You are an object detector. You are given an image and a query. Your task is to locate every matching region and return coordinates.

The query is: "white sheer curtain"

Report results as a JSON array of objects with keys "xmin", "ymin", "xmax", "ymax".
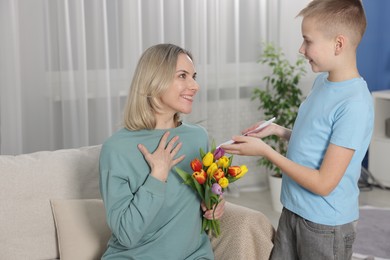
[{"xmin": 1, "ymin": 0, "xmax": 281, "ymax": 188}]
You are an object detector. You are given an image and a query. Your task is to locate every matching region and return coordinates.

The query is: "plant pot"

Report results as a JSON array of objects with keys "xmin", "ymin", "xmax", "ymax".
[{"xmin": 268, "ymin": 174, "xmax": 283, "ymax": 213}]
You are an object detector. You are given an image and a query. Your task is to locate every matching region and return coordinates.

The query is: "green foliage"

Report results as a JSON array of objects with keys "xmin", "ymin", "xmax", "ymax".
[{"xmin": 251, "ymin": 43, "xmax": 306, "ymax": 177}]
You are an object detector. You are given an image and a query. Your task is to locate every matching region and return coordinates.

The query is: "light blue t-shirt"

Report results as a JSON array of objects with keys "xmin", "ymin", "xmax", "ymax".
[{"xmin": 281, "ymin": 73, "xmax": 374, "ymax": 225}]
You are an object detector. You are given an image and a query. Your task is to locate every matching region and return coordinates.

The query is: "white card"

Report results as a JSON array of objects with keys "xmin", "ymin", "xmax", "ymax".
[{"xmin": 217, "ymin": 117, "xmax": 276, "ymax": 147}]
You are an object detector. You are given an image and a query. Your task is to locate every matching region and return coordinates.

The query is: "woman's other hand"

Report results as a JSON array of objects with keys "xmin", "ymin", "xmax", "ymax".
[{"xmin": 201, "ymin": 196, "xmax": 225, "ymax": 220}]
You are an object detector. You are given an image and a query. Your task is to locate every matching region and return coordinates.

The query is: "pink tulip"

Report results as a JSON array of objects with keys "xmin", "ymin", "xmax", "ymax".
[
  {"xmin": 213, "ymin": 147, "xmax": 225, "ymax": 160},
  {"xmin": 211, "ymin": 183, "xmax": 223, "ymax": 195}
]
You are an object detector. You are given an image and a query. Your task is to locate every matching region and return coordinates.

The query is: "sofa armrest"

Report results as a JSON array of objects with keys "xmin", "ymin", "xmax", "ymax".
[{"xmin": 210, "ymin": 201, "xmax": 275, "ymax": 260}]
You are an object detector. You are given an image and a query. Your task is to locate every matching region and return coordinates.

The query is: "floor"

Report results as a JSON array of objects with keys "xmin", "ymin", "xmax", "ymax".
[{"xmin": 225, "ymin": 186, "xmax": 390, "ymax": 229}]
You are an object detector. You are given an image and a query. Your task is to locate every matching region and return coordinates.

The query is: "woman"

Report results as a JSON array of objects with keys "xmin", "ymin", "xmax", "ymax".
[{"xmin": 99, "ymin": 43, "xmax": 224, "ymax": 259}]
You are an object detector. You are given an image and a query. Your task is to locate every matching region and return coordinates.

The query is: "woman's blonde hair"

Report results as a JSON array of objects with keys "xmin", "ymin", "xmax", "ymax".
[{"xmin": 123, "ymin": 43, "xmax": 193, "ymax": 130}]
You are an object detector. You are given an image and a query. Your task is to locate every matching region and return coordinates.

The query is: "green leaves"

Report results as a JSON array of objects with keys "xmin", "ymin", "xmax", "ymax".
[
  {"xmin": 202, "ymin": 218, "xmax": 221, "ymax": 237},
  {"xmin": 200, "ymin": 140, "xmax": 216, "ymax": 159},
  {"xmin": 175, "ymin": 165, "xmax": 221, "ymax": 237},
  {"xmin": 175, "ymin": 139, "xmax": 246, "ymax": 237},
  {"xmin": 175, "ymin": 167, "xmax": 197, "ymax": 191},
  {"xmin": 192, "ymin": 175, "xmax": 205, "ymax": 202}
]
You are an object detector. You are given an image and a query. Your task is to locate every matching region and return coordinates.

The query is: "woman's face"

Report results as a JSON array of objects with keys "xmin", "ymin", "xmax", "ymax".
[{"xmin": 159, "ymin": 53, "xmax": 199, "ymax": 116}]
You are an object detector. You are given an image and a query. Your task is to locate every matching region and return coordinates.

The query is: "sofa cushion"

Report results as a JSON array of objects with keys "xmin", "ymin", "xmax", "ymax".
[
  {"xmin": 0, "ymin": 145, "xmax": 102, "ymax": 260},
  {"xmin": 1, "ymin": 199, "xmax": 58, "ymax": 259},
  {"xmin": 51, "ymin": 199, "xmax": 111, "ymax": 260}
]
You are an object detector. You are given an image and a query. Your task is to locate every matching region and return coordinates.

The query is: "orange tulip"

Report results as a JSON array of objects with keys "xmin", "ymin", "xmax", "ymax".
[
  {"xmin": 190, "ymin": 158, "xmax": 203, "ymax": 172},
  {"xmin": 193, "ymin": 169, "xmax": 207, "ymax": 184},
  {"xmin": 227, "ymin": 166, "xmax": 241, "ymax": 177},
  {"xmin": 213, "ymin": 168, "xmax": 225, "ymax": 181},
  {"xmin": 235, "ymin": 165, "xmax": 248, "ymax": 179}
]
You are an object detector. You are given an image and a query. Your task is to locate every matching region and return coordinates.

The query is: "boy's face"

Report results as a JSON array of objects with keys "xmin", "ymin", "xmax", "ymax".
[{"xmin": 299, "ymin": 17, "xmax": 336, "ymax": 73}]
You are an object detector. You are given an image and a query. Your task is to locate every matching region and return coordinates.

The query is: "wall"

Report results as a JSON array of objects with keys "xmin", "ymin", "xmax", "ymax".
[
  {"xmin": 279, "ymin": 0, "xmax": 315, "ymax": 97},
  {"xmin": 358, "ymin": 0, "xmax": 390, "ymax": 168},
  {"xmin": 358, "ymin": 0, "xmax": 390, "ymax": 92}
]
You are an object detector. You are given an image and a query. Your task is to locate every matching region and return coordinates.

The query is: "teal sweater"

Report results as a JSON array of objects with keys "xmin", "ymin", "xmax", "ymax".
[{"xmin": 99, "ymin": 123, "xmax": 214, "ymax": 260}]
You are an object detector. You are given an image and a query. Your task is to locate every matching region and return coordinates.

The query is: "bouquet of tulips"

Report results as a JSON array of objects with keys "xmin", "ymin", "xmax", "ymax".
[{"xmin": 175, "ymin": 141, "xmax": 248, "ymax": 237}]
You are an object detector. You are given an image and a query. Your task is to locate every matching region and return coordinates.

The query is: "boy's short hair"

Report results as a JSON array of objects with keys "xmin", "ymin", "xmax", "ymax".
[{"xmin": 297, "ymin": 0, "xmax": 366, "ymax": 47}]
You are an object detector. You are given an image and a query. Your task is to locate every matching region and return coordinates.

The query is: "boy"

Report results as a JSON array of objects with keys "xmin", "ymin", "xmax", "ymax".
[{"xmin": 221, "ymin": 0, "xmax": 373, "ymax": 259}]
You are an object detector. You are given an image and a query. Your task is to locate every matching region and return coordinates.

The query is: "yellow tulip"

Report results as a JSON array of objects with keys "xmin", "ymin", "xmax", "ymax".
[
  {"xmin": 218, "ymin": 177, "xmax": 229, "ymax": 188},
  {"xmin": 217, "ymin": 156, "xmax": 230, "ymax": 168},
  {"xmin": 207, "ymin": 162, "xmax": 218, "ymax": 176},
  {"xmin": 202, "ymin": 152, "xmax": 214, "ymax": 167}
]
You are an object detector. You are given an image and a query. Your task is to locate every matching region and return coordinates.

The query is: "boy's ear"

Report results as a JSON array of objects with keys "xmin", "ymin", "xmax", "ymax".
[{"xmin": 334, "ymin": 35, "xmax": 345, "ymax": 55}]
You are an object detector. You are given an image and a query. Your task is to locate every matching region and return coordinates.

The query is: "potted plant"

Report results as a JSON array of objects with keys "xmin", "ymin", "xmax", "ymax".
[{"xmin": 251, "ymin": 43, "xmax": 306, "ymax": 212}]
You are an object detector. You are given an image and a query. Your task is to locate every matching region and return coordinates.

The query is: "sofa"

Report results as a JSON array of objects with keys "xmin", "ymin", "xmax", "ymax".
[{"xmin": 0, "ymin": 145, "xmax": 275, "ymax": 260}]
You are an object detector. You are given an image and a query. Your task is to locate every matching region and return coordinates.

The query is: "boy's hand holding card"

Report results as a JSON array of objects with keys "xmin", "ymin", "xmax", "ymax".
[{"xmin": 217, "ymin": 117, "xmax": 275, "ymax": 148}]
